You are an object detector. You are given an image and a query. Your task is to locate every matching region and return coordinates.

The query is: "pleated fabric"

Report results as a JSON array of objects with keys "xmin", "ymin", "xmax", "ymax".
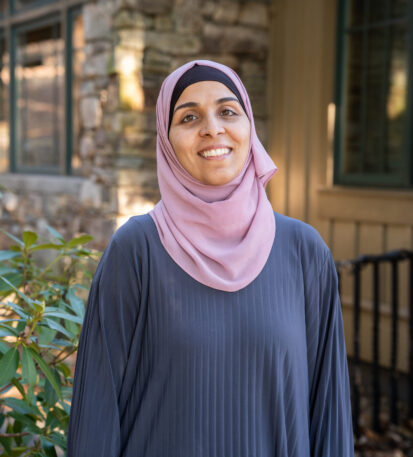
[{"xmin": 66, "ymin": 212, "xmax": 355, "ymax": 457}]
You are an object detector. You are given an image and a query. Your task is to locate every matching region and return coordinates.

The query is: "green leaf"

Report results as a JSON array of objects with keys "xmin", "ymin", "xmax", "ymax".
[
  {"xmin": 43, "ymin": 318, "xmax": 75, "ymax": 340},
  {"xmin": 2, "ymin": 397, "xmax": 41, "ymax": 416},
  {"xmin": 3, "ymin": 301, "xmax": 29, "ymax": 319},
  {"xmin": 31, "ymin": 243, "xmax": 64, "ymax": 252},
  {"xmin": 0, "ymin": 323, "xmax": 19, "ymax": 337},
  {"xmin": 52, "ymin": 338, "xmax": 74, "ymax": 347},
  {"xmin": 0, "ymin": 347, "xmax": 19, "ymax": 387},
  {"xmin": 22, "ymin": 346, "xmax": 37, "ymax": 387},
  {"xmin": 0, "ymin": 436, "xmax": 13, "ymax": 455},
  {"xmin": 38, "ymin": 325, "xmax": 57, "ymax": 345},
  {"xmin": 56, "ymin": 363, "xmax": 71, "ymax": 378},
  {"xmin": 67, "ymin": 235, "xmax": 93, "ymax": 248},
  {"xmin": 8, "ymin": 410, "xmax": 42, "ymax": 434},
  {"xmin": 0, "ymin": 264, "xmax": 18, "ymax": 274},
  {"xmin": 46, "ymin": 431, "xmax": 66, "ymax": 450},
  {"xmin": 44, "ymin": 368, "xmax": 60, "ymax": 406},
  {"xmin": 28, "ymin": 348, "xmax": 62, "ymax": 399},
  {"xmin": 0, "ymin": 274, "xmax": 41, "ymax": 310},
  {"xmin": 67, "ymin": 288, "xmax": 85, "ymax": 318},
  {"xmin": 22, "ymin": 231, "xmax": 38, "ymax": 248},
  {"xmin": 0, "ymin": 250, "xmax": 20, "ymax": 261},
  {"xmin": 41, "ymin": 436, "xmax": 59, "ymax": 457},
  {"xmin": 0, "ymin": 272, "xmax": 23, "ymax": 293},
  {"xmin": 45, "ymin": 225, "xmax": 65, "ymax": 242},
  {"xmin": 0, "ymin": 340, "xmax": 10, "ymax": 354},
  {"xmin": 0, "ymin": 229, "xmax": 24, "ymax": 247},
  {"xmin": 11, "ymin": 377, "xmax": 27, "ymax": 399},
  {"xmin": 43, "ymin": 311, "xmax": 83, "ymax": 324}
]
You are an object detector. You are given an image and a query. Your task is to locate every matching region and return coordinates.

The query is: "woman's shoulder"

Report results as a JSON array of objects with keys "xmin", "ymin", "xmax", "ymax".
[
  {"xmin": 105, "ymin": 213, "xmax": 157, "ymax": 254},
  {"xmin": 274, "ymin": 211, "xmax": 331, "ymax": 272}
]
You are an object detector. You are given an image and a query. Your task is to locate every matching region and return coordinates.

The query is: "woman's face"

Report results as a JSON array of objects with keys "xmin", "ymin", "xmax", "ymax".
[{"xmin": 168, "ymin": 80, "xmax": 251, "ymax": 186}]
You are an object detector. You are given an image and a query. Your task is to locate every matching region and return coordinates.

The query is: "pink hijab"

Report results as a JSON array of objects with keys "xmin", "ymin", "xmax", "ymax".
[{"xmin": 149, "ymin": 59, "xmax": 277, "ymax": 292}]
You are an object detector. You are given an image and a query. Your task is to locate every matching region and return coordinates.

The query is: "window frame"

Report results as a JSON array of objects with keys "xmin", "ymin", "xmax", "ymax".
[
  {"xmin": 0, "ymin": 0, "xmax": 85, "ymax": 175},
  {"xmin": 333, "ymin": 0, "xmax": 413, "ymax": 189}
]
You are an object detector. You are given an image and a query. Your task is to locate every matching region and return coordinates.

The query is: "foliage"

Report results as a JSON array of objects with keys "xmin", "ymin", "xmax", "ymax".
[{"xmin": 0, "ymin": 225, "xmax": 101, "ymax": 456}]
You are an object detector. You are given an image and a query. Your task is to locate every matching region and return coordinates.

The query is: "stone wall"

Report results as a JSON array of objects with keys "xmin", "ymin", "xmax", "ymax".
[{"xmin": 0, "ymin": 0, "xmax": 272, "ymax": 250}]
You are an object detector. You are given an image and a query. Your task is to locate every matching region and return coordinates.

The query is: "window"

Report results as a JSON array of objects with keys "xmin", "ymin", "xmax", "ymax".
[
  {"xmin": 0, "ymin": 0, "xmax": 84, "ymax": 175},
  {"xmin": 334, "ymin": 0, "xmax": 412, "ymax": 188}
]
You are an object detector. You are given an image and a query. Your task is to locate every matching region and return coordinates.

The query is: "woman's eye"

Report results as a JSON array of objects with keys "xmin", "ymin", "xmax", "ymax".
[
  {"xmin": 221, "ymin": 108, "xmax": 237, "ymax": 116},
  {"xmin": 181, "ymin": 114, "xmax": 197, "ymax": 123}
]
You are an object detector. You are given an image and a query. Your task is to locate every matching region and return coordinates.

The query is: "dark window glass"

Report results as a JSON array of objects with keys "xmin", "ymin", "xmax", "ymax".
[
  {"xmin": 15, "ymin": 20, "xmax": 64, "ymax": 172},
  {"xmin": 336, "ymin": 0, "xmax": 410, "ymax": 187}
]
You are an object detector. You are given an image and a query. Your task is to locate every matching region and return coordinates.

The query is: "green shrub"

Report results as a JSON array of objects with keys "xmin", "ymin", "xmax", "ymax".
[{"xmin": 0, "ymin": 225, "xmax": 101, "ymax": 456}]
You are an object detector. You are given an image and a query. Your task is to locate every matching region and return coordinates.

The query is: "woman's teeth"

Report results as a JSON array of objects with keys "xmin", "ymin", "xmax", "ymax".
[{"xmin": 199, "ymin": 148, "xmax": 231, "ymax": 158}]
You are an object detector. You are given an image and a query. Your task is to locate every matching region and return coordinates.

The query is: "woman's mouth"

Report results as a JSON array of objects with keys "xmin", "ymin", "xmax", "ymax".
[{"xmin": 198, "ymin": 147, "xmax": 232, "ymax": 160}]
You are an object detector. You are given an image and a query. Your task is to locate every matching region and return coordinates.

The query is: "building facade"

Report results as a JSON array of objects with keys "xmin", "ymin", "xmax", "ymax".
[{"xmin": 0, "ymin": 0, "xmax": 412, "ymax": 371}]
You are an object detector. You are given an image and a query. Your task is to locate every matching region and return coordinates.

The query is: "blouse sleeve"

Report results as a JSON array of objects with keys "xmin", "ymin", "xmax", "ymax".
[
  {"xmin": 307, "ymin": 250, "xmax": 355, "ymax": 457},
  {"xmin": 67, "ymin": 235, "xmax": 141, "ymax": 457}
]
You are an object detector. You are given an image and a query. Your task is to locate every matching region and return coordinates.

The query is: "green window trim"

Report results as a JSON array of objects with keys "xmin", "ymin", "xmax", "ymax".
[{"xmin": 334, "ymin": 0, "xmax": 413, "ymax": 189}]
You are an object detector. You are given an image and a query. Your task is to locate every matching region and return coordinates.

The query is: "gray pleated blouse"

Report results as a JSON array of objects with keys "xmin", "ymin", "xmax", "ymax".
[{"xmin": 66, "ymin": 212, "xmax": 354, "ymax": 457}]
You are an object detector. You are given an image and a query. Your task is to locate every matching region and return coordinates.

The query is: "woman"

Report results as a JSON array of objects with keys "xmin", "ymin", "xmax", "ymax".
[{"xmin": 67, "ymin": 60, "xmax": 354, "ymax": 456}]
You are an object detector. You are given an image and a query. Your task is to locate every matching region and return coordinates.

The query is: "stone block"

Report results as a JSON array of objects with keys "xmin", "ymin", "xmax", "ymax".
[
  {"xmin": 82, "ymin": 52, "xmax": 111, "ymax": 78},
  {"xmin": 143, "ymin": 48, "xmax": 172, "ymax": 75},
  {"xmin": 145, "ymin": 31, "xmax": 202, "ymax": 56},
  {"xmin": 83, "ymin": 3, "xmax": 112, "ymax": 41},
  {"xmin": 80, "ymin": 81, "xmax": 96, "ymax": 97},
  {"xmin": 79, "ymin": 179, "xmax": 103, "ymax": 208},
  {"xmin": 172, "ymin": 0, "xmax": 203, "ymax": 33},
  {"xmin": 114, "ymin": 0, "xmax": 171, "ymax": 14},
  {"xmin": 115, "ymin": 110, "xmax": 157, "ymax": 133},
  {"xmin": 80, "ymin": 97, "xmax": 102, "ymax": 129},
  {"xmin": 113, "ymin": 10, "xmax": 154, "ymax": 30},
  {"xmin": 239, "ymin": 3, "xmax": 269, "ymax": 28},
  {"xmin": 79, "ymin": 135, "xmax": 96, "ymax": 159},
  {"xmin": 2, "ymin": 191, "xmax": 18, "ymax": 212},
  {"xmin": 115, "ymin": 166, "xmax": 157, "ymax": 188},
  {"xmin": 202, "ymin": 22, "xmax": 268, "ymax": 57},
  {"xmin": 104, "ymin": 79, "xmax": 119, "ymax": 112},
  {"xmin": 123, "ymin": 130, "xmax": 156, "ymax": 150},
  {"xmin": 154, "ymin": 14, "xmax": 174, "ymax": 31},
  {"xmin": 212, "ymin": 1, "xmax": 240, "ymax": 24},
  {"xmin": 116, "ymin": 30, "xmax": 146, "ymax": 51},
  {"xmin": 201, "ymin": 1, "xmax": 216, "ymax": 18}
]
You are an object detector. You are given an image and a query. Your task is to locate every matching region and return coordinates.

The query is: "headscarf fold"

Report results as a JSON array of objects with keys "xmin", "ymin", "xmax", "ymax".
[{"xmin": 149, "ymin": 59, "xmax": 277, "ymax": 292}]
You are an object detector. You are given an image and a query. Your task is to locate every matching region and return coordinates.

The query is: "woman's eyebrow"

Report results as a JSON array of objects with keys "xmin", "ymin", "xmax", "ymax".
[{"xmin": 174, "ymin": 97, "xmax": 240, "ymax": 113}]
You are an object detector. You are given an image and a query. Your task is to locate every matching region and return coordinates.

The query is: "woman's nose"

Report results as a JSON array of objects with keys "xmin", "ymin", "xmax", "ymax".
[{"xmin": 199, "ymin": 114, "xmax": 225, "ymax": 137}]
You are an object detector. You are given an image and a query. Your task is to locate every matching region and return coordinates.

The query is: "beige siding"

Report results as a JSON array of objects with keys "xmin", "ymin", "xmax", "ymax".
[{"xmin": 268, "ymin": 0, "xmax": 413, "ymax": 373}]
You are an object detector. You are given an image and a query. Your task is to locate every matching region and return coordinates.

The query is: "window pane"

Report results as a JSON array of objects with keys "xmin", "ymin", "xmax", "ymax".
[
  {"xmin": 348, "ymin": 0, "xmax": 366, "ymax": 27},
  {"xmin": 0, "ymin": 37, "xmax": 9, "ymax": 173},
  {"xmin": 392, "ymin": 0, "xmax": 408, "ymax": 19},
  {"xmin": 15, "ymin": 21, "xmax": 64, "ymax": 172},
  {"xmin": 340, "ymin": 0, "xmax": 409, "ymax": 186},
  {"xmin": 343, "ymin": 31, "xmax": 362, "ymax": 174},
  {"xmin": 364, "ymin": 28, "xmax": 387, "ymax": 173},
  {"xmin": 386, "ymin": 25, "xmax": 408, "ymax": 174},
  {"xmin": 71, "ymin": 10, "xmax": 85, "ymax": 174},
  {"xmin": 368, "ymin": 0, "xmax": 391, "ymax": 24}
]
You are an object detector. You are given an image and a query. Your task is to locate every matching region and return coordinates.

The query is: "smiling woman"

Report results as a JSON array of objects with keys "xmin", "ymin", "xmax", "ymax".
[
  {"xmin": 67, "ymin": 60, "xmax": 355, "ymax": 457},
  {"xmin": 168, "ymin": 80, "xmax": 251, "ymax": 186}
]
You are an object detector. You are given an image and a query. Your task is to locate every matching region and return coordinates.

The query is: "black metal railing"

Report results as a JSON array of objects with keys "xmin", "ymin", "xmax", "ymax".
[{"xmin": 335, "ymin": 249, "xmax": 413, "ymax": 438}]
